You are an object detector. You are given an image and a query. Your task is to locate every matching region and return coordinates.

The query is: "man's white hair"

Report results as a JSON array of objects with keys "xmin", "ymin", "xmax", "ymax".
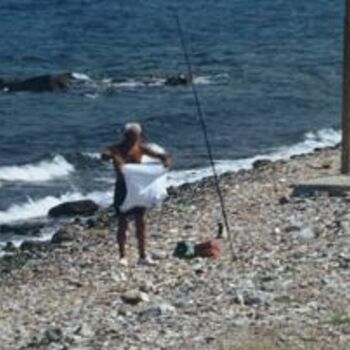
[{"xmin": 124, "ymin": 122, "xmax": 142, "ymax": 135}]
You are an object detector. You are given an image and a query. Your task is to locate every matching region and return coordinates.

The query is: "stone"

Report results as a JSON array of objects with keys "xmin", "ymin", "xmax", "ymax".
[
  {"xmin": 164, "ymin": 74, "xmax": 191, "ymax": 86},
  {"xmin": 48, "ymin": 200, "xmax": 99, "ymax": 218},
  {"xmin": 253, "ymin": 159, "xmax": 272, "ymax": 169},
  {"xmin": 139, "ymin": 280, "xmax": 155, "ymax": 293},
  {"xmin": 279, "ymin": 196, "xmax": 290, "ymax": 205},
  {"xmin": 3, "ymin": 242, "xmax": 18, "ymax": 253},
  {"xmin": 42, "ymin": 327, "xmax": 63, "ymax": 344},
  {"xmin": 0, "ymin": 72, "xmax": 72, "ymax": 92},
  {"xmin": 51, "ymin": 228, "xmax": 75, "ymax": 244},
  {"xmin": 121, "ymin": 290, "xmax": 150, "ymax": 305},
  {"xmin": 139, "ymin": 301, "xmax": 176, "ymax": 319},
  {"xmin": 0, "ymin": 222, "xmax": 45, "ymax": 236},
  {"xmin": 20, "ymin": 240, "xmax": 47, "ymax": 251},
  {"xmin": 298, "ymin": 225, "xmax": 315, "ymax": 240}
]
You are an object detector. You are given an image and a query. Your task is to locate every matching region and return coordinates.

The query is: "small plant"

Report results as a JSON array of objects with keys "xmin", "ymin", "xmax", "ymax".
[{"xmin": 329, "ymin": 312, "xmax": 350, "ymax": 326}]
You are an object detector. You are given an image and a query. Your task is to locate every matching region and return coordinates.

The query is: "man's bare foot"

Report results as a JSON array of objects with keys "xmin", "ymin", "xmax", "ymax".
[
  {"xmin": 119, "ymin": 257, "xmax": 128, "ymax": 267},
  {"xmin": 137, "ymin": 257, "xmax": 157, "ymax": 267}
]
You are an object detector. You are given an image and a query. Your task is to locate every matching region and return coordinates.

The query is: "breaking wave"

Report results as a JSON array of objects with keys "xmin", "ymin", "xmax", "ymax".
[
  {"xmin": 0, "ymin": 128, "xmax": 340, "ymax": 224},
  {"xmin": 71, "ymin": 71, "xmax": 229, "ymax": 93},
  {"xmin": 168, "ymin": 128, "xmax": 341, "ymax": 186},
  {"xmin": 0, "ymin": 190, "xmax": 113, "ymax": 225},
  {"xmin": 0, "ymin": 155, "xmax": 74, "ymax": 183}
]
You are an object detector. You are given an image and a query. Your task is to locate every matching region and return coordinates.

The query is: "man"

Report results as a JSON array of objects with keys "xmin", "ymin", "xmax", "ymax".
[{"xmin": 101, "ymin": 123, "xmax": 171, "ymax": 266}]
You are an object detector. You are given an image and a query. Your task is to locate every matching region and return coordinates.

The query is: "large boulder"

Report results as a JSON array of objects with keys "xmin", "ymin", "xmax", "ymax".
[
  {"xmin": 0, "ymin": 72, "xmax": 72, "ymax": 92},
  {"xmin": 48, "ymin": 200, "xmax": 99, "ymax": 218}
]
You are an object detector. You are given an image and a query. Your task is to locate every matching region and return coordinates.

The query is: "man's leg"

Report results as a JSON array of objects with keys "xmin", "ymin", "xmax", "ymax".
[
  {"xmin": 135, "ymin": 208, "xmax": 147, "ymax": 260},
  {"xmin": 117, "ymin": 214, "xmax": 128, "ymax": 259}
]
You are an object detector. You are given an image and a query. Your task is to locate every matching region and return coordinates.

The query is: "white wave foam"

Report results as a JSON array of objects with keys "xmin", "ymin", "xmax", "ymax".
[
  {"xmin": 113, "ymin": 79, "xmax": 146, "ymax": 89},
  {"xmin": 84, "ymin": 152, "xmax": 101, "ymax": 159},
  {"xmin": 0, "ymin": 155, "xmax": 74, "ymax": 183},
  {"xmin": 0, "ymin": 190, "xmax": 113, "ymax": 225},
  {"xmin": 78, "ymin": 74, "xmax": 222, "ymax": 92},
  {"xmin": 193, "ymin": 76, "xmax": 212, "ymax": 85},
  {"xmin": 167, "ymin": 128, "xmax": 341, "ymax": 186},
  {"xmin": 3, "ymin": 128, "xmax": 337, "ymax": 224},
  {"xmin": 72, "ymin": 72, "xmax": 91, "ymax": 81}
]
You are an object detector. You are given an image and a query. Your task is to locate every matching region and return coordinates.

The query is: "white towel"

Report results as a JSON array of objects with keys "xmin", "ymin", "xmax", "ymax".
[{"xmin": 119, "ymin": 155, "xmax": 168, "ymax": 213}]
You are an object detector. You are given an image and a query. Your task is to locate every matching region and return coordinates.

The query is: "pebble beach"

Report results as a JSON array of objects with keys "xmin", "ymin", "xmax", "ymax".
[{"xmin": 1, "ymin": 146, "xmax": 350, "ymax": 349}]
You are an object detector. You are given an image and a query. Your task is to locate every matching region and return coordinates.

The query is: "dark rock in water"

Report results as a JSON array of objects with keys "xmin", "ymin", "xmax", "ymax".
[
  {"xmin": 0, "ymin": 222, "xmax": 45, "ymax": 236},
  {"xmin": 48, "ymin": 200, "xmax": 99, "ymax": 218},
  {"xmin": 253, "ymin": 159, "xmax": 272, "ymax": 169},
  {"xmin": 0, "ymin": 72, "xmax": 72, "ymax": 93},
  {"xmin": 165, "ymin": 74, "xmax": 192, "ymax": 86},
  {"xmin": 51, "ymin": 228, "xmax": 75, "ymax": 244}
]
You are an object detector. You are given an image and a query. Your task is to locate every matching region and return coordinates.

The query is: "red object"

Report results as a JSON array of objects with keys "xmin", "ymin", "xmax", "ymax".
[{"xmin": 194, "ymin": 239, "xmax": 221, "ymax": 258}]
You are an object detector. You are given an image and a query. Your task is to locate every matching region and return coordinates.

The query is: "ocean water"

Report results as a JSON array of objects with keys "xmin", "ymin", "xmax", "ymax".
[{"xmin": 0, "ymin": 0, "xmax": 345, "ymax": 236}]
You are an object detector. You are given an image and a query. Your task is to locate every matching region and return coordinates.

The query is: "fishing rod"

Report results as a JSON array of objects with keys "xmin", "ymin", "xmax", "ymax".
[{"xmin": 174, "ymin": 11, "xmax": 235, "ymax": 260}]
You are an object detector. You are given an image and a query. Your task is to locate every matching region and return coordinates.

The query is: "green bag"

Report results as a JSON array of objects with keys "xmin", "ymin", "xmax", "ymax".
[{"xmin": 173, "ymin": 241, "xmax": 195, "ymax": 260}]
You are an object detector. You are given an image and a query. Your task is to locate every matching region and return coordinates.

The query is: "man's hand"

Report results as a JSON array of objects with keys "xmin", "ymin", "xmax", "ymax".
[
  {"xmin": 101, "ymin": 151, "xmax": 111, "ymax": 161},
  {"xmin": 142, "ymin": 144, "xmax": 172, "ymax": 169},
  {"xmin": 162, "ymin": 154, "xmax": 172, "ymax": 168}
]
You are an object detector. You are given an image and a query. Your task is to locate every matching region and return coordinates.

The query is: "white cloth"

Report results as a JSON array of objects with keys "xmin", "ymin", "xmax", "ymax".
[{"xmin": 119, "ymin": 155, "xmax": 168, "ymax": 213}]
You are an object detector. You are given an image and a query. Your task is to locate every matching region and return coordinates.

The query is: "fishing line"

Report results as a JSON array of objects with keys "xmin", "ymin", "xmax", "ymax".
[{"xmin": 174, "ymin": 11, "xmax": 235, "ymax": 260}]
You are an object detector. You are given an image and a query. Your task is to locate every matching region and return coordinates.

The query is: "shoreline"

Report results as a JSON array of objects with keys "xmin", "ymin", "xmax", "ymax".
[{"xmin": 1, "ymin": 145, "xmax": 350, "ymax": 349}]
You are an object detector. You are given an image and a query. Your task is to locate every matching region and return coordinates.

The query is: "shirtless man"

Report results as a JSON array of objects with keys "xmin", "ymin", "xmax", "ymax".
[{"xmin": 101, "ymin": 123, "xmax": 171, "ymax": 266}]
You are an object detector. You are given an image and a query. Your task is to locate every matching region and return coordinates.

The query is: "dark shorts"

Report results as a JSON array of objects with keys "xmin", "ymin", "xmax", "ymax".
[{"xmin": 114, "ymin": 173, "xmax": 145, "ymax": 218}]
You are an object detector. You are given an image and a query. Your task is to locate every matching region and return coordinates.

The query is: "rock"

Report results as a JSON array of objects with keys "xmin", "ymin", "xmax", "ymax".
[
  {"xmin": 139, "ymin": 280, "xmax": 155, "ymax": 293},
  {"xmin": 139, "ymin": 301, "xmax": 176, "ymax": 319},
  {"xmin": 48, "ymin": 200, "xmax": 99, "ymax": 218},
  {"xmin": 158, "ymin": 302, "xmax": 176, "ymax": 314},
  {"xmin": 298, "ymin": 225, "xmax": 315, "ymax": 240},
  {"xmin": 285, "ymin": 225, "xmax": 301, "ymax": 233},
  {"xmin": 243, "ymin": 295, "xmax": 265, "ymax": 307},
  {"xmin": 253, "ymin": 159, "xmax": 272, "ymax": 169},
  {"xmin": 0, "ymin": 72, "xmax": 72, "ymax": 92},
  {"xmin": 39, "ymin": 327, "xmax": 63, "ymax": 346},
  {"xmin": 73, "ymin": 323, "xmax": 94, "ymax": 338},
  {"xmin": 20, "ymin": 240, "xmax": 47, "ymax": 251},
  {"xmin": 3, "ymin": 242, "xmax": 18, "ymax": 253},
  {"xmin": 278, "ymin": 196, "xmax": 290, "ymax": 205},
  {"xmin": 51, "ymin": 227, "xmax": 75, "ymax": 244},
  {"xmin": 0, "ymin": 222, "xmax": 45, "ymax": 236},
  {"xmin": 165, "ymin": 74, "xmax": 191, "ymax": 86},
  {"xmin": 121, "ymin": 290, "xmax": 150, "ymax": 305},
  {"xmin": 233, "ymin": 291, "xmax": 267, "ymax": 307},
  {"xmin": 151, "ymin": 251, "xmax": 168, "ymax": 260}
]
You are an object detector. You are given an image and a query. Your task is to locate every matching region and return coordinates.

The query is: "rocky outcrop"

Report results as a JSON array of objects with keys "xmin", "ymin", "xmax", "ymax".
[
  {"xmin": 164, "ymin": 74, "xmax": 192, "ymax": 86},
  {"xmin": 48, "ymin": 200, "xmax": 99, "ymax": 218},
  {"xmin": 0, "ymin": 72, "xmax": 72, "ymax": 92}
]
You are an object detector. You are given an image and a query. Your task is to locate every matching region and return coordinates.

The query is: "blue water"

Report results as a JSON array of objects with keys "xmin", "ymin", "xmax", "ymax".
[{"xmin": 0, "ymin": 0, "xmax": 345, "ymax": 228}]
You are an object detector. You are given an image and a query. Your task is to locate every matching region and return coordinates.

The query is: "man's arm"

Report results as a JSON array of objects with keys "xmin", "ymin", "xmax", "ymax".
[
  {"xmin": 141, "ymin": 144, "xmax": 172, "ymax": 168},
  {"xmin": 101, "ymin": 146, "xmax": 125, "ymax": 168},
  {"xmin": 101, "ymin": 147, "xmax": 113, "ymax": 161}
]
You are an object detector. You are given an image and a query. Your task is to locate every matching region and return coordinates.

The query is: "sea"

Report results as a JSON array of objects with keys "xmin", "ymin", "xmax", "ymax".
[{"xmin": 0, "ymin": 0, "xmax": 345, "ymax": 245}]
